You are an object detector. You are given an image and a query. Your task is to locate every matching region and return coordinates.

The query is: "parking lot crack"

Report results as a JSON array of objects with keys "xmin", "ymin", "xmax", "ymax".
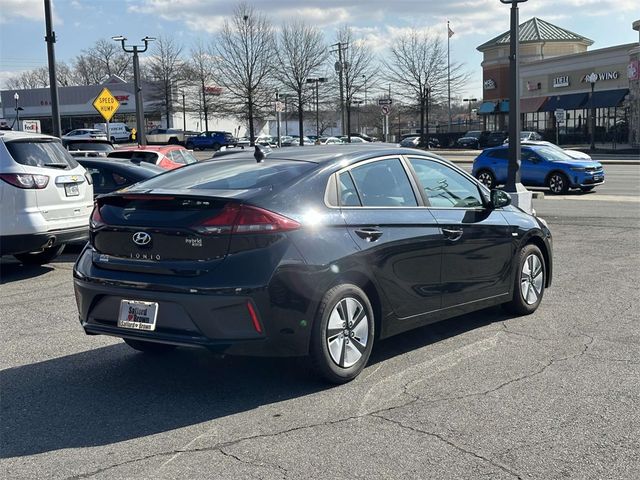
[
  {"xmin": 218, "ymin": 447, "xmax": 289, "ymax": 478},
  {"xmin": 371, "ymin": 413, "xmax": 524, "ymax": 479}
]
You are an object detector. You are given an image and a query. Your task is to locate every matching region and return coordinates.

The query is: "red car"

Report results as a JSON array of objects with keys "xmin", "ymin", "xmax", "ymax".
[{"xmin": 107, "ymin": 145, "xmax": 199, "ymax": 170}]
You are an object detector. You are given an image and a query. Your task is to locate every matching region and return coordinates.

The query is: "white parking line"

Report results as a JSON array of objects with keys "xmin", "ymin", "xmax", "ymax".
[{"xmin": 541, "ymin": 195, "xmax": 639, "ymax": 203}]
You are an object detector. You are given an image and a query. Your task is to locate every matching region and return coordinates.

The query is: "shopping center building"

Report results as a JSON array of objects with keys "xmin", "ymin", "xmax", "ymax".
[{"xmin": 477, "ymin": 17, "xmax": 640, "ymax": 147}]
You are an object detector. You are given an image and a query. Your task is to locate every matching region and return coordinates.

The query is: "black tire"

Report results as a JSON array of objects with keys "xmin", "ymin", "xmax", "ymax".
[
  {"xmin": 502, "ymin": 244, "xmax": 545, "ymax": 315},
  {"xmin": 13, "ymin": 243, "xmax": 65, "ymax": 265},
  {"xmin": 123, "ymin": 338, "xmax": 177, "ymax": 354},
  {"xmin": 580, "ymin": 186, "xmax": 595, "ymax": 192},
  {"xmin": 110, "ymin": 136, "xmax": 116, "ymax": 144},
  {"xmin": 310, "ymin": 284, "xmax": 375, "ymax": 384},
  {"xmin": 185, "ymin": 142, "xmax": 194, "ymax": 150},
  {"xmin": 547, "ymin": 172, "xmax": 569, "ymax": 194},
  {"xmin": 168, "ymin": 137, "xmax": 179, "ymax": 145},
  {"xmin": 476, "ymin": 169, "xmax": 496, "ymax": 189},
  {"xmin": 212, "ymin": 142, "xmax": 221, "ymax": 151}
]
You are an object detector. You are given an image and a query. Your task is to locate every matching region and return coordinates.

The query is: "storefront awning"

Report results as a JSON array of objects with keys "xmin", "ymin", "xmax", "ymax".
[
  {"xmin": 542, "ymin": 93, "xmax": 588, "ymax": 112},
  {"xmin": 520, "ymin": 97, "xmax": 548, "ymax": 113},
  {"xmin": 498, "ymin": 100, "xmax": 509, "ymax": 112},
  {"xmin": 478, "ymin": 101, "xmax": 496, "ymax": 114},
  {"xmin": 589, "ymin": 89, "xmax": 629, "ymax": 108}
]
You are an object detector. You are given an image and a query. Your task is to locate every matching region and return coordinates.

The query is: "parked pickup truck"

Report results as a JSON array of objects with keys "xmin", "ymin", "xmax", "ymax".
[
  {"xmin": 146, "ymin": 128, "xmax": 189, "ymax": 145},
  {"xmin": 185, "ymin": 131, "xmax": 238, "ymax": 151}
]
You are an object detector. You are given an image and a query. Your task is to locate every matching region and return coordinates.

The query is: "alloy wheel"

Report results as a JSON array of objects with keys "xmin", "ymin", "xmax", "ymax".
[
  {"xmin": 478, "ymin": 171, "xmax": 494, "ymax": 188},
  {"xmin": 521, "ymin": 254, "xmax": 544, "ymax": 305},
  {"xmin": 326, "ymin": 297, "xmax": 369, "ymax": 368},
  {"xmin": 549, "ymin": 174, "xmax": 565, "ymax": 194}
]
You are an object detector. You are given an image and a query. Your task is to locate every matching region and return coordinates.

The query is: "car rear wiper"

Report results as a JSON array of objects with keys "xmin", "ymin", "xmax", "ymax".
[{"xmin": 44, "ymin": 163, "xmax": 69, "ymax": 169}]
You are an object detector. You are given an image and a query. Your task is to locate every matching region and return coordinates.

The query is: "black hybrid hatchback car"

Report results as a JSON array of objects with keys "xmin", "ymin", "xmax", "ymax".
[{"xmin": 74, "ymin": 144, "xmax": 552, "ymax": 383}]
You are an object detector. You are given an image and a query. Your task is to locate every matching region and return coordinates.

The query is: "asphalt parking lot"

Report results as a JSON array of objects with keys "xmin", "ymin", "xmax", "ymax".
[{"xmin": 1, "ymin": 177, "xmax": 639, "ymax": 479}]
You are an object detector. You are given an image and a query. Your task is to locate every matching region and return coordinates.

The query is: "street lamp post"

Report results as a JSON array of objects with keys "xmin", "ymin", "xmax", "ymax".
[
  {"xmin": 112, "ymin": 35, "xmax": 155, "ymax": 146},
  {"xmin": 586, "ymin": 72, "xmax": 598, "ymax": 151},
  {"xmin": 463, "ymin": 98, "xmax": 477, "ymax": 127},
  {"xmin": 424, "ymin": 85, "xmax": 431, "ymax": 149},
  {"xmin": 181, "ymin": 90, "xmax": 186, "ymax": 132},
  {"xmin": 306, "ymin": 77, "xmax": 327, "ymax": 141},
  {"xmin": 500, "ymin": 0, "xmax": 532, "ymax": 213}
]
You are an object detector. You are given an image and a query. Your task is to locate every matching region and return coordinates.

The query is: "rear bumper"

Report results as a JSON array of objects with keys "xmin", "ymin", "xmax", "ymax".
[
  {"xmin": 72, "ymin": 248, "xmax": 314, "ymax": 357},
  {"xmin": 1, "ymin": 225, "xmax": 88, "ymax": 255}
]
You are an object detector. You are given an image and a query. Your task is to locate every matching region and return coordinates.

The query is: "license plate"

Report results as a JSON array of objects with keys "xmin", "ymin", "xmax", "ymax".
[
  {"xmin": 64, "ymin": 183, "xmax": 80, "ymax": 197},
  {"xmin": 593, "ymin": 175, "xmax": 602, "ymax": 181},
  {"xmin": 117, "ymin": 300, "xmax": 158, "ymax": 331}
]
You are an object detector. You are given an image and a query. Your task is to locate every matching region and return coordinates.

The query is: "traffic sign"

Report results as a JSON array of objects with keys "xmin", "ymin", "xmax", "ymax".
[
  {"xmin": 275, "ymin": 101, "xmax": 284, "ymax": 113},
  {"xmin": 378, "ymin": 98, "xmax": 392, "ymax": 106},
  {"xmin": 381, "ymin": 105, "xmax": 390, "ymax": 115},
  {"xmin": 555, "ymin": 108, "xmax": 566, "ymax": 124},
  {"xmin": 92, "ymin": 88, "xmax": 120, "ymax": 122}
]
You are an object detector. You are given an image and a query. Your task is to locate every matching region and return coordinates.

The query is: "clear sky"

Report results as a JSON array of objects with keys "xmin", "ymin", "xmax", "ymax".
[{"xmin": 1, "ymin": 0, "xmax": 638, "ymax": 100}]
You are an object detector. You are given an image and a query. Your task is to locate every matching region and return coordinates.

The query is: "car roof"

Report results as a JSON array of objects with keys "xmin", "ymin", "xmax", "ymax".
[
  {"xmin": 218, "ymin": 144, "xmax": 449, "ymax": 166},
  {"xmin": 0, "ymin": 131, "xmax": 60, "ymax": 143},
  {"xmin": 77, "ymin": 157, "xmax": 165, "ymax": 172}
]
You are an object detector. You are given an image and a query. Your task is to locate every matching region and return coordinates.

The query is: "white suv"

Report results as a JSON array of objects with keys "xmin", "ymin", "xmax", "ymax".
[{"xmin": 0, "ymin": 131, "xmax": 94, "ymax": 264}]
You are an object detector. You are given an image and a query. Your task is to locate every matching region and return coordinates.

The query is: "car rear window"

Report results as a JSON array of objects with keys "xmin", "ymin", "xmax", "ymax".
[
  {"xmin": 5, "ymin": 139, "xmax": 78, "ymax": 169},
  {"xmin": 108, "ymin": 151, "xmax": 158, "ymax": 164},
  {"xmin": 133, "ymin": 158, "xmax": 315, "ymax": 191},
  {"xmin": 66, "ymin": 142, "xmax": 114, "ymax": 152}
]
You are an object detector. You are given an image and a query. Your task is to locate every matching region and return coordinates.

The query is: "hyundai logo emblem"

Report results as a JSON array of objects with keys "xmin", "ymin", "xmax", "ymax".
[{"xmin": 132, "ymin": 231, "xmax": 152, "ymax": 246}]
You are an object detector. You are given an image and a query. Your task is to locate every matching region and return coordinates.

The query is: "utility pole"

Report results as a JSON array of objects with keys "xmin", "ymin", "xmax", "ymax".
[
  {"xmin": 44, "ymin": 0, "xmax": 61, "ymax": 137},
  {"xmin": 331, "ymin": 42, "xmax": 348, "ymax": 136},
  {"xmin": 182, "ymin": 90, "xmax": 186, "ymax": 132}
]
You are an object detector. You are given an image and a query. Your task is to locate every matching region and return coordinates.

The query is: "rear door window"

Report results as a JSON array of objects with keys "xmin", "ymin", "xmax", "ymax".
[
  {"xmin": 348, "ymin": 158, "xmax": 417, "ymax": 207},
  {"xmin": 5, "ymin": 140, "xmax": 78, "ymax": 170}
]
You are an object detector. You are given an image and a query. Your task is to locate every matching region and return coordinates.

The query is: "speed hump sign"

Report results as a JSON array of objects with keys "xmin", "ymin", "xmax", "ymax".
[{"xmin": 92, "ymin": 88, "xmax": 120, "ymax": 122}]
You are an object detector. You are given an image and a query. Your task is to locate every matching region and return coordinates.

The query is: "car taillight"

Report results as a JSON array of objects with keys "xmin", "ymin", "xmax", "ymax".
[
  {"xmin": 194, "ymin": 204, "xmax": 300, "ymax": 235},
  {"xmin": 90, "ymin": 204, "xmax": 105, "ymax": 229},
  {"xmin": 0, "ymin": 173, "xmax": 49, "ymax": 189}
]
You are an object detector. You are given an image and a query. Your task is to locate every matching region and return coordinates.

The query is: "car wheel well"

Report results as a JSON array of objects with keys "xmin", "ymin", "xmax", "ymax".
[
  {"xmin": 545, "ymin": 170, "xmax": 568, "ymax": 184},
  {"xmin": 320, "ymin": 272, "xmax": 383, "ymax": 341},
  {"xmin": 524, "ymin": 236, "xmax": 551, "ymax": 288}
]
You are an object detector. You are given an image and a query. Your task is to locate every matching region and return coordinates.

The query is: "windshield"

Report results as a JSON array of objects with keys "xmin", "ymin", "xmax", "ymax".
[
  {"xmin": 536, "ymin": 146, "xmax": 574, "ymax": 162},
  {"xmin": 6, "ymin": 139, "xmax": 79, "ymax": 169},
  {"xmin": 134, "ymin": 158, "xmax": 316, "ymax": 191}
]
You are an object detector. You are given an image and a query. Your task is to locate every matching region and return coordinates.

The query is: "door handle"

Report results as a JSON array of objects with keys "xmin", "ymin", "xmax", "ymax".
[
  {"xmin": 442, "ymin": 228, "xmax": 463, "ymax": 241},
  {"xmin": 355, "ymin": 228, "xmax": 383, "ymax": 242}
]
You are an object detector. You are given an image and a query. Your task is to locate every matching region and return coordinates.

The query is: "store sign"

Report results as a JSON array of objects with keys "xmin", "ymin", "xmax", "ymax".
[
  {"xmin": 628, "ymin": 60, "xmax": 639, "ymax": 81},
  {"xmin": 22, "ymin": 120, "xmax": 41, "ymax": 133},
  {"xmin": 483, "ymin": 79, "xmax": 496, "ymax": 90},
  {"xmin": 553, "ymin": 75, "xmax": 570, "ymax": 88},
  {"xmin": 581, "ymin": 71, "xmax": 619, "ymax": 82},
  {"xmin": 204, "ymin": 86, "xmax": 223, "ymax": 95}
]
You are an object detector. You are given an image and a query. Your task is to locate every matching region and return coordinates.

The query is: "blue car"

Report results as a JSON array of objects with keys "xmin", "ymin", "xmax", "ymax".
[
  {"xmin": 472, "ymin": 145, "xmax": 605, "ymax": 194},
  {"xmin": 185, "ymin": 131, "xmax": 237, "ymax": 151}
]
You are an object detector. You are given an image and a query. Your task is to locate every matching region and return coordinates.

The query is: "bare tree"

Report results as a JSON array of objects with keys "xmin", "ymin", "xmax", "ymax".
[
  {"xmin": 334, "ymin": 26, "xmax": 377, "ymax": 139},
  {"xmin": 71, "ymin": 39, "xmax": 132, "ymax": 85},
  {"xmin": 183, "ymin": 42, "xmax": 217, "ymax": 132},
  {"xmin": 382, "ymin": 29, "xmax": 469, "ymax": 140},
  {"xmin": 4, "ymin": 62, "xmax": 74, "ymax": 89},
  {"xmin": 145, "ymin": 36, "xmax": 185, "ymax": 128},
  {"xmin": 275, "ymin": 20, "xmax": 328, "ymax": 145},
  {"xmin": 213, "ymin": 3, "xmax": 275, "ymax": 144}
]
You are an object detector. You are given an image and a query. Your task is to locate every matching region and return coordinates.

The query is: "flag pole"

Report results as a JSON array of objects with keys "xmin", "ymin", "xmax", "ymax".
[{"xmin": 447, "ymin": 20, "xmax": 451, "ymax": 133}]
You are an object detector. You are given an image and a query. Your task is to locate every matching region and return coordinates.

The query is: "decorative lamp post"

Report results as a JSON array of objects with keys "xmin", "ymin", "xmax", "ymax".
[
  {"xmin": 463, "ymin": 98, "xmax": 478, "ymax": 126},
  {"xmin": 586, "ymin": 72, "xmax": 598, "ymax": 151},
  {"xmin": 13, "ymin": 93, "xmax": 21, "ymax": 130},
  {"xmin": 112, "ymin": 35, "xmax": 155, "ymax": 146}
]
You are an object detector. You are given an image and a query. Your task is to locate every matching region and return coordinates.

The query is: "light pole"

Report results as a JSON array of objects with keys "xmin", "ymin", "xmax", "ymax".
[
  {"xmin": 181, "ymin": 90, "xmax": 186, "ymax": 132},
  {"xmin": 352, "ymin": 99, "xmax": 363, "ymax": 133},
  {"xmin": 586, "ymin": 72, "xmax": 598, "ymax": 151},
  {"xmin": 463, "ymin": 98, "xmax": 477, "ymax": 127},
  {"xmin": 500, "ymin": 0, "xmax": 532, "ymax": 213},
  {"xmin": 112, "ymin": 35, "xmax": 155, "ymax": 146},
  {"xmin": 306, "ymin": 77, "xmax": 327, "ymax": 141},
  {"xmin": 425, "ymin": 85, "xmax": 431, "ymax": 149}
]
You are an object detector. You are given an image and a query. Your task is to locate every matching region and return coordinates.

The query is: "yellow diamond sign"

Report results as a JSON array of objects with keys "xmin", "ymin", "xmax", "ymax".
[{"xmin": 92, "ymin": 87, "xmax": 120, "ymax": 122}]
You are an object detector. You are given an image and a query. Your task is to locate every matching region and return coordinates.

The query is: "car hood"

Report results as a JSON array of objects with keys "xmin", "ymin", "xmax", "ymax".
[{"xmin": 555, "ymin": 159, "xmax": 602, "ymax": 169}]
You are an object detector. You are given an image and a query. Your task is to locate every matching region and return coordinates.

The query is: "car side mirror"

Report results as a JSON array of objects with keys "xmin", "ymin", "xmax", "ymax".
[{"xmin": 490, "ymin": 189, "xmax": 511, "ymax": 209}]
